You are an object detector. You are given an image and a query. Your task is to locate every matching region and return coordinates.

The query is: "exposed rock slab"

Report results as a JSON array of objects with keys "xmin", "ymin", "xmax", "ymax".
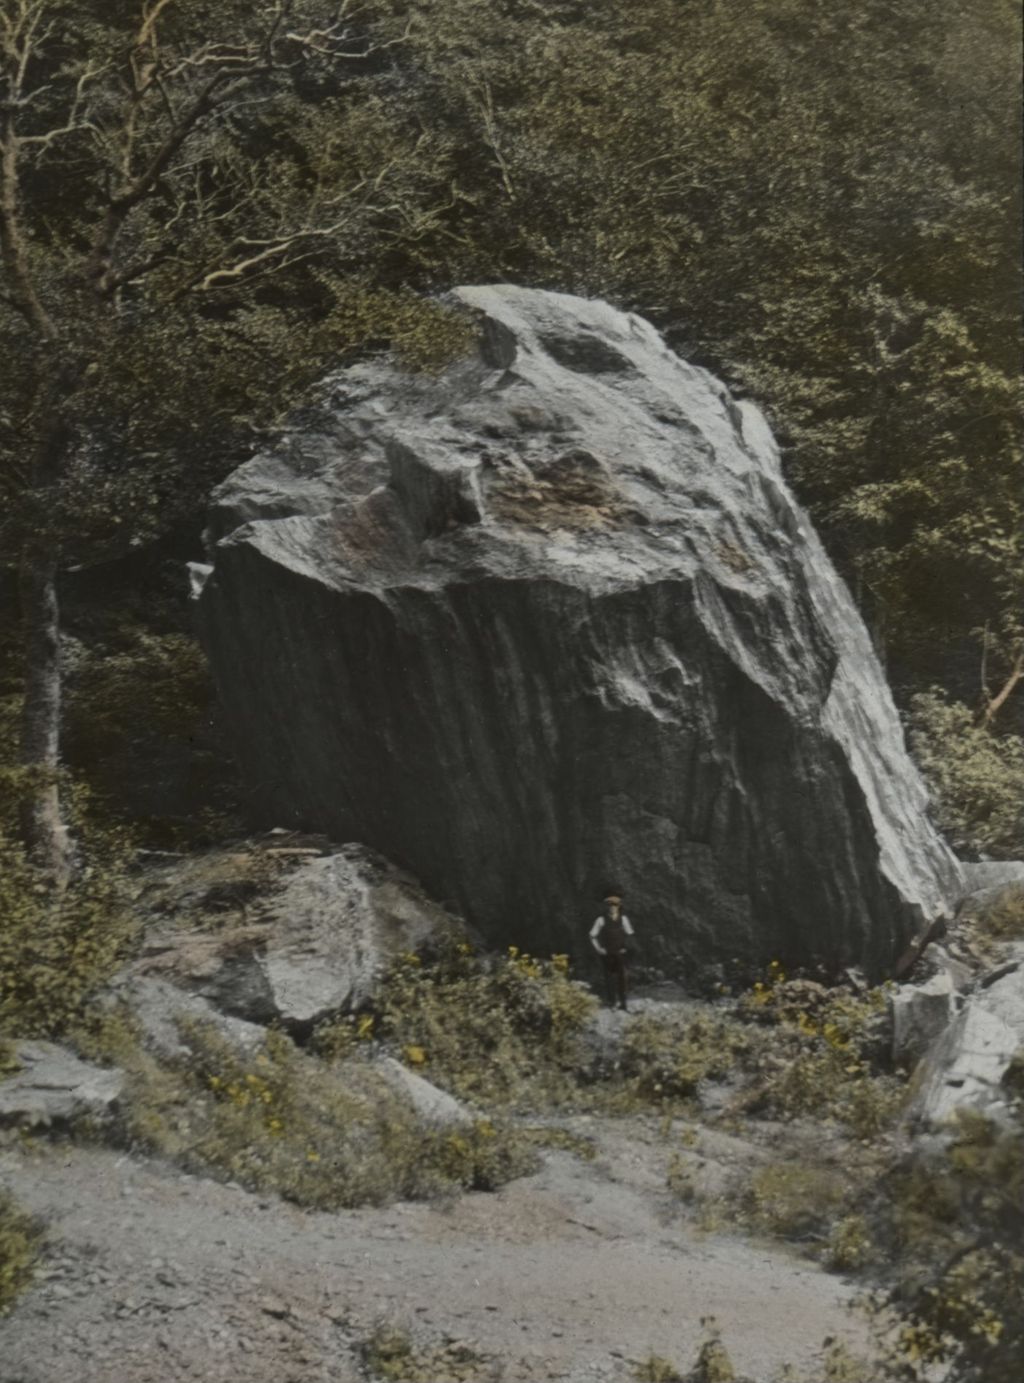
[
  {"xmin": 891, "ymin": 972, "xmax": 957, "ymax": 1067},
  {"xmin": 372, "ymin": 1056, "xmax": 474, "ymax": 1127},
  {"xmin": 0, "ymin": 1042, "xmax": 124, "ymax": 1129},
  {"xmin": 959, "ymin": 860, "xmax": 1024, "ymax": 894},
  {"xmin": 113, "ymin": 977, "xmax": 270, "ymax": 1061},
  {"xmin": 198, "ymin": 285, "xmax": 962, "ymax": 977},
  {"xmin": 906, "ymin": 942, "xmax": 1024, "ymax": 1126}
]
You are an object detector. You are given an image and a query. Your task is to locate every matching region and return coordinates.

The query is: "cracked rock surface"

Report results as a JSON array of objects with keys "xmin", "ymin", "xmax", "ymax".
[{"xmin": 197, "ymin": 284, "xmax": 961, "ymax": 976}]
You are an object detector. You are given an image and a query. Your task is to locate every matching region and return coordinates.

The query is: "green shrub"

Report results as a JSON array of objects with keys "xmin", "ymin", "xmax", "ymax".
[
  {"xmin": 874, "ymin": 1112, "xmax": 1024, "ymax": 1382},
  {"xmin": 686, "ymin": 1322, "xmax": 738, "ymax": 1383},
  {"xmin": 737, "ymin": 970, "xmax": 902, "ymax": 1135},
  {"xmin": 317, "ymin": 937, "xmax": 596, "ymax": 1111},
  {"xmin": 103, "ymin": 1018, "xmax": 538, "ymax": 1209},
  {"xmin": 0, "ymin": 703, "xmax": 139, "ymax": 1039},
  {"xmin": 0, "ymin": 833, "xmax": 137, "ymax": 1040},
  {"xmin": 971, "ymin": 883, "xmax": 1024, "ymax": 944},
  {"xmin": 360, "ymin": 1321, "xmax": 493, "ymax": 1382},
  {"xmin": 825, "ymin": 1215, "xmax": 876, "ymax": 1273},
  {"xmin": 908, "ymin": 690, "xmax": 1024, "ymax": 858},
  {"xmin": 63, "ymin": 630, "xmax": 241, "ymax": 848},
  {"xmin": 633, "ymin": 1354, "xmax": 684, "ymax": 1382},
  {"xmin": 619, "ymin": 1012, "xmax": 753, "ymax": 1104},
  {"xmin": 741, "ymin": 1163, "xmax": 849, "ymax": 1244},
  {"xmin": 0, "ymin": 1037, "xmax": 21, "ymax": 1077},
  {"xmin": 0, "ymin": 1191, "xmax": 41, "ymax": 1315}
]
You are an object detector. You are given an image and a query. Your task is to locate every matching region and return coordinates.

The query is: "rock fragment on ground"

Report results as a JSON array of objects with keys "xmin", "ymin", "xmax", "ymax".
[{"xmin": 0, "ymin": 1042, "xmax": 124, "ymax": 1129}]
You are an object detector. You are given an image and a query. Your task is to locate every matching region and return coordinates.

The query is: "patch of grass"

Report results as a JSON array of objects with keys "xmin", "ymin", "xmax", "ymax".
[
  {"xmin": 90, "ymin": 1017, "xmax": 538, "ymax": 1209},
  {"xmin": 633, "ymin": 1353, "xmax": 684, "ymax": 1382},
  {"xmin": 0, "ymin": 1191, "xmax": 42, "ymax": 1315},
  {"xmin": 741, "ymin": 1162, "xmax": 850, "ymax": 1243},
  {"xmin": 732, "ymin": 969, "xmax": 903, "ymax": 1135},
  {"xmin": 617, "ymin": 1011, "xmax": 754, "ymax": 1105},
  {"xmin": 360, "ymin": 1321, "xmax": 493, "ymax": 1382},
  {"xmin": 973, "ymin": 882, "xmax": 1024, "ymax": 944}
]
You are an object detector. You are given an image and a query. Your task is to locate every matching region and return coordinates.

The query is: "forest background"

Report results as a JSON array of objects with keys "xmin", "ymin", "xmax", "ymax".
[
  {"xmin": 0, "ymin": 5, "xmax": 1021, "ymax": 1376},
  {"xmin": 0, "ymin": 0, "xmax": 1021, "ymax": 913}
]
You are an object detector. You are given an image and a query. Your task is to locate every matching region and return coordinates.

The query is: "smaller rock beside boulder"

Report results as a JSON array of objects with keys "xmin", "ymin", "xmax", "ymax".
[
  {"xmin": 372, "ymin": 1057, "xmax": 474, "ymax": 1128},
  {"xmin": 0, "ymin": 1042, "xmax": 124, "ymax": 1130},
  {"xmin": 905, "ymin": 944, "xmax": 1024, "ymax": 1128},
  {"xmin": 112, "ymin": 977, "xmax": 270, "ymax": 1062},
  {"xmin": 123, "ymin": 840, "xmax": 472, "ymax": 1030},
  {"xmin": 259, "ymin": 845, "xmax": 469, "ymax": 1027},
  {"xmin": 891, "ymin": 973, "xmax": 956, "ymax": 1068}
]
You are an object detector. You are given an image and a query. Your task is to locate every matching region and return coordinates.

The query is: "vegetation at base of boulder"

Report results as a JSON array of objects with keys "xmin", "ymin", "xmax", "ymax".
[
  {"xmin": 732, "ymin": 966, "xmax": 902, "ymax": 1135},
  {"xmin": 617, "ymin": 1012, "xmax": 753, "ymax": 1105},
  {"xmin": 315, "ymin": 937, "xmax": 597, "ymax": 1110},
  {"xmin": 0, "ymin": 1191, "xmax": 42, "ymax": 1315},
  {"xmin": 0, "ymin": 1037, "xmax": 21, "ymax": 1078},
  {"xmin": 86, "ymin": 1017, "xmax": 538, "ymax": 1209},
  {"xmin": 908, "ymin": 691, "xmax": 1024, "ymax": 858},
  {"xmin": 360, "ymin": 1322, "xmax": 494, "ymax": 1383}
]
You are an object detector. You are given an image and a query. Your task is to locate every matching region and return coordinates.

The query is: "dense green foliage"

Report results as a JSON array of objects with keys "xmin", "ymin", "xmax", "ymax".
[
  {"xmin": 872, "ymin": 1113, "xmax": 1024, "ymax": 1382},
  {"xmin": 315, "ymin": 937, "xmax": 597, "ymax": 1109},
  {"xmin": 908, "ymin": 691, "xmax": 1024, "ymax": 857},
  {"xmin": 0, "ymin": 691, "xmax": 137, "ymax": 1036}
]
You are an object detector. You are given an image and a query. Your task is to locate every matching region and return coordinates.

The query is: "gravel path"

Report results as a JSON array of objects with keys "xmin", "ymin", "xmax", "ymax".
[{"xmin": 0, "ymin": 1116, "xmax": 872, "ymax": 1383}]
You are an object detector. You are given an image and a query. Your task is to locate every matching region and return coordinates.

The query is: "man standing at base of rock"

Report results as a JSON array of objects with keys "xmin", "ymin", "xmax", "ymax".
[{"xmin": 590, "ymin": 887, "xmax": 634, "ymax": 1011}]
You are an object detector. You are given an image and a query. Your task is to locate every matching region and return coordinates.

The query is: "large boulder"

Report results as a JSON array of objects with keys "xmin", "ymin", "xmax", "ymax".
[{"xmin": 196, "ymin": 285, "xmax": 962, "ymax": 977}]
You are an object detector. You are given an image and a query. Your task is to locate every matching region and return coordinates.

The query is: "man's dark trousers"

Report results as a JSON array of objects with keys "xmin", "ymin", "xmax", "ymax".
[{"xmin": 602, "ymin": 951, "xmax": 628, "ymax": 1009}]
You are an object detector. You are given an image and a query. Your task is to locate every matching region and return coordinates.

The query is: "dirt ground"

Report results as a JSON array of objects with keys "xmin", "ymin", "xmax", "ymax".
[{"xmin": 0, "ymin": 1112, "xmax": 874, "ymax": 1383}]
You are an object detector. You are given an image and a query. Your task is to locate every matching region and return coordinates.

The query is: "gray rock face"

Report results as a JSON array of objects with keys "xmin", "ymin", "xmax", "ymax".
[
  {"xmin": 891, "ymin": 973, "xmax": 957, "ymax": 1068},
  {"xmin": 0, "ymin": 1042, "xmax": 124, "ymax": 1128},
  {"xmin": 906, "ymin": 943, "xmax": 1024, "ymax": 1126},
  {"xmin": 258, "ymin": 845, "xmax": 466, "ymax": 1026},
  {"xmin": 959, "ymin": 860, "xmax": 1024, "ymax": 894},
  {"xmin": 198, "ymin": 285, "xmax": 962, "ymax": 977},
  {"xmin": 114, "ymin": 977, "xmax": 270, "ymax": 1061}
]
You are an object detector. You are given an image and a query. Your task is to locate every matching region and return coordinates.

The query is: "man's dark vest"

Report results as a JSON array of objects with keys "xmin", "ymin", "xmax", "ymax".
[{"xmin": 602, "ymin": 914, "xmax": 627, "ymax": 955}]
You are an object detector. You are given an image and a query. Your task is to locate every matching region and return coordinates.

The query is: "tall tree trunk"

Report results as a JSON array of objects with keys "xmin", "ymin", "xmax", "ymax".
[{"xmin": 18, "ymin": 546, "xmax": 73, "ymax": 888}]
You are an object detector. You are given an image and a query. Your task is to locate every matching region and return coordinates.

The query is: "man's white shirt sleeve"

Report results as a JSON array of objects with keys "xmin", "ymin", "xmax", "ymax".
[{"xmin": 589, "ymin": 917, "xmax": 605, "ymax": 954}]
